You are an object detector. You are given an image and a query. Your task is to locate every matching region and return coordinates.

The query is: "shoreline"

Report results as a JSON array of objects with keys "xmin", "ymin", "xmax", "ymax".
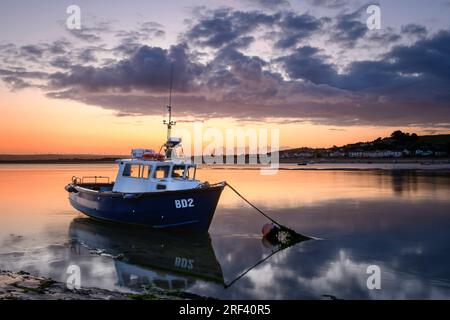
[
  {"xmin": 1, "ymin": 159, "xmax": 450, "ymax": 173},
  {"xmin": 279, "ymin": 158, "xmax": 450, "ymax": 164},
  {"xmin": 0, "ymin": 159, "xmax": 118, "ymax": 164},
  {"xmin": 0, "ymin": 270, "xmax": 211, "ymax": 300},
  {"xmin": 0, "ymin": 158, "xmax": 449, "ymax": 165}
]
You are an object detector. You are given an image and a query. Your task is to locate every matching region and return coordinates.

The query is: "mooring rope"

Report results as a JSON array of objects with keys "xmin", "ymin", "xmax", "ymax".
[
  {"xmin": 224, "ymin": 245, "xmax": 282, "ymax": 289},
  {"xmin": 221, "ymin": 182, "xmax": 312, "ymax": 288},
  {"xmin": 225, "ymin": 182, "xmax": 303, "ymax": 237}
]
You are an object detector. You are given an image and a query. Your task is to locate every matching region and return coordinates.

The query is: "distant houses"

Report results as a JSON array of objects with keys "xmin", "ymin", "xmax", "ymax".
[
  {"xmin": 415, "ymin": 149, "xmax": 434, "ymax": 157},
  {"xmin": 280, "ymin": 148, "xmax": 446, "ymax": 159},
  {"xmin": 333, "ymin": 149, "xmax": 445, "ymax": 158},
  {"xmin": 329, "ymin": 151, "xmax": 345, "ymax": 158},
  {"xmin": 280, "ymin": 148, "xmax": 315, "ymax": 159},
  {"xmin": 279, "ymin": 131, "xmax": 450, "ymax": 159},
  {"xmin": 348, "ymin": 150, "xmax": 404, "ymax": 158},
  {"xmin": 280, "ymin": 146, "xmax": 447, "ymax": 159}
]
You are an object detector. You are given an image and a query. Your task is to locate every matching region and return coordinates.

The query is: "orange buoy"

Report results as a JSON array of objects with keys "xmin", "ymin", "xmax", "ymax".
[{"xmin": 262, "ymin": 223, "xmax": 279, "ymax": 237}]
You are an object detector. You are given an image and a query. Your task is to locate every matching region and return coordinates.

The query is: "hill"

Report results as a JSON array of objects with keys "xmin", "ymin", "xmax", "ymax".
[
  {"xmin": 418, "ymin": 134, "xmax": 450, "ymax": 145},
  {"xmin": 281, "ymin": 131, "xmax": 450, "ymax": 159}
]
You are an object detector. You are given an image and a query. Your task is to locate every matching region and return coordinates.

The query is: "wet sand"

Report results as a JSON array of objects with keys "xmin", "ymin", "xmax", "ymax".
[{"xmin": 0, "ymin": 271, "xmax": 210, "ymax": 300}]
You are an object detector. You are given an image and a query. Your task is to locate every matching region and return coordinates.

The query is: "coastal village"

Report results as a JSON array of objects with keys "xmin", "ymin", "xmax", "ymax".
[{"xmin": 280, "ymin": 131, "xmax": 450, "ymax": 160}]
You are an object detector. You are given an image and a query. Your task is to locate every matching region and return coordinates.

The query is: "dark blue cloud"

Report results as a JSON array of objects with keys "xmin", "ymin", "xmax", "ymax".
[
  {"xmin": 186, "ymin": 9, "xmax": 324, "ymax": 50},
  {"xmin": 386, "ymin": 30, "xmax": 450, "ymax": 81},
  {"xmin": 186, "ymin": 9, "xmax": 278, "ymax": 49},
  {"xmin": 78, "ymin": 48, "xmax": 97, "ymax": 63},
  {"xmin": 401, "ymin": 24, "xmax": 428, "ymax": 37},
  {"xmin": 278, "ymin": 46, "xmax": 338, "ymax": 84},
  {"xmin": 275, "ymin": 13, "xmax": 327, "ymax": 49},
  {"xmin": 280, "ymin": 29, "xmax": 450, "ymax": 106},
  {"xmin": 331, "ymin": 7, "xmax": 403, "ymax": 48},
  {"xmin": 50, "ymin": 44, "xmax": 202, "ymax": 92},
  {"xmin": 333, "ymin": 13, "xmax": 368, "ymax": 48}
]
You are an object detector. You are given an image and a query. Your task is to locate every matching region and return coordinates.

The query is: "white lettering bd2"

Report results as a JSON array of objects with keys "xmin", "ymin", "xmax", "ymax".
[{"xmin": 175, "ymin": 198, "xmax": 194, "ymax": 208}]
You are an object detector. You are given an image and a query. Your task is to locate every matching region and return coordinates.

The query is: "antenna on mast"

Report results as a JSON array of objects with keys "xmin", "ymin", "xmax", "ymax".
[
  {"xmin": 163, "ymin": 63, "xmax": 175, "ymax": 140},
  {"xmin": 162, "ymin": 63, "xmax": 181, "ymax": 159}
]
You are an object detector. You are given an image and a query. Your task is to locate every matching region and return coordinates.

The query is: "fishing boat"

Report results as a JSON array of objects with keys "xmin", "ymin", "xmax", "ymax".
[{"xmin": 65, "ymin": 98, "xmax": 225, "ymax": 231}]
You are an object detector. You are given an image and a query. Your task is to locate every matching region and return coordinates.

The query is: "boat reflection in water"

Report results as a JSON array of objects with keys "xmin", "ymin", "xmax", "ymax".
[
  {"xmin": 68, "ymin": 217, "xmax": 310, "ymax": 293},
  {"xmin": 68, "ymin": 218, "xmax": 224, "ymax": 291}
]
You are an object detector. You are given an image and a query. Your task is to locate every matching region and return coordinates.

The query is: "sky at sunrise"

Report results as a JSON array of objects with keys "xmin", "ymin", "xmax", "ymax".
[{"xmin": 0, "ymin": 0, "xmax": 450, "ymax": 154}]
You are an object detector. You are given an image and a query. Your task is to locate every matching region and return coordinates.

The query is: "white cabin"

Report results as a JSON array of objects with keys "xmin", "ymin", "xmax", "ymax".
[{"xmin": 112, "ymin": 159, "xmax": 201, "ymax": 193}]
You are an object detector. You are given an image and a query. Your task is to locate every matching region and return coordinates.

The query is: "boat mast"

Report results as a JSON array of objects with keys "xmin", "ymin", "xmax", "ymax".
[
  {"xmin": 163, "ymin": 64, "xmax": 175, "ymax": 140},
  {"xmin": 162, "ymin": 64, "xmax": 178, "ymax": 159}
]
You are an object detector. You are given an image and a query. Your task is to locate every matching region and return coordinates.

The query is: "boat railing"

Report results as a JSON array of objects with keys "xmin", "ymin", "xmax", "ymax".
[{"xmin": 72, "ymin": 176, "xmax": 110, "ymax": 185}]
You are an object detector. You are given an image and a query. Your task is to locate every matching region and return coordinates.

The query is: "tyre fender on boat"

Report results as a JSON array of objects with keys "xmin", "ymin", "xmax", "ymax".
[{"xmin": 65, "ymin": 184, "xmax": 78, "ymax": 193}]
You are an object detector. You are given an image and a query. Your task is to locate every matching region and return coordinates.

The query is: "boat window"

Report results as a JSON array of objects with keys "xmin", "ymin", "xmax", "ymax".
[
  {"xmin": 171, "ymin": 165, "xmax": 186, "ymax": 179},
  {"xmin": 142, "ymin": 165, "xmax": 151, "ymax": 179},
  {"xmin": 130, "ymin": 164, "xmax": 141, "ymax": 178},
  {"xmin": 123, "ymin": 164, "xmax": 151, "ymax": 179},
  {"xmin": 186, "ymin": 166, "xmax": 196, "ymax": 180},
  {"xmin": 154, "ymin": 166, "xmax": 170, "ymax": 179},
  {"xmin": 122, "ymin": 164, "xmax": 132, "ymax": 177}
]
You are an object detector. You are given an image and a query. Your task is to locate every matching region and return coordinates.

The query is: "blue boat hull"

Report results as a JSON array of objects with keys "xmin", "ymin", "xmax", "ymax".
[{"xmin": 67, "ymin": 184, "xmax": 224, "ymax": 231}]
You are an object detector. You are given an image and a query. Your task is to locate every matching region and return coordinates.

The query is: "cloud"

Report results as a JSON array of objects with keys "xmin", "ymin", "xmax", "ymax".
[
  {"xmin": 306, "ymin": 0, "xmax": 350, "ymax": 8},
  {"xmin": 50, "ymin": 56, "xmax": 72, "ymax": 69},
  {"xmin": 139, "ymin": 21, "xmax": 166, "ymax": 37},
  {"xmin": 245, "ymin": 0, "xmax": 290, "ymax": 9},
  {"xmin": 115, "ymin": 21, "xmax": 165, "ymax": 44},
  {"xmin": 49, "ymin": 43, "xmax": 203, "ymax": 93},
  {"xmin": 366, "ymin": 27, "xmax": 401, "ymax": 45},
  {"xmin": 381, "ymin": 29, "xmax": 450, "ymax": 89},
  {"xmin": 332, "ymin": 8, "xmax": 369, "ymax": 48},
  {"xmin": 275, "ymin": 13, "xmax": 327, "ymax": 49},
  {"xmin": 78, "ymin": 48, "xmax": 98, "ymax": 63},
  {"xmin": 47, "ymin": 40, "xmax": 71, "ymax": 55},
  {"xmin": 43, "ymin": 35, "xmax": 450, "ymax": 127},
  {"xmin": 281, "ymin": 29, "xmax": 450, "ymax": 95},
  {"xmin": 67, "ymin": 28, "xmax": 103, "ymax": 43},
  {"xmin": 185, "ymin": 8, "xmax": 278, "ymax": 49},
  {"xmin": 0, "ymin": 7, "xmax": 449, "ymax": 128},
  {"xmin": 65, "ymin": 22, "xmax": 111, "ymax": 43},
  {"xmin": 1, "ymin": 76, "xmax": 32, "ymax": 91},
  {"xmin": 0, "ymin": 68, "xmax": 49, "ymax": 79},
  {"xmin": 278, "ymin": 46, "xmax": 341, "ymax": 86},
  {"xmin": 275, "ymin": 30, "xmax": 450, "ymax": 125},
  {"xmin": 401, "ymin": 24, "xmax": 428, "ymax": 38},
  {"xmin": 112, "ymin": 21, "xmax": 165, "ymax": 56},
  {"xmin": 20, "ymin": 45, "xmax": 44, "ymax": 59},
  {"xmin": 186, "ymin": 8, "xmax": 326, "ymax": 50}
]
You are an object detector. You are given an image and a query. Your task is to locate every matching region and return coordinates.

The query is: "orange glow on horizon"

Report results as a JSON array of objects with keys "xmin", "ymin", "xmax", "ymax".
[{"xmin": 1, "ymin": 88, "xmax": 448, "ymax": 154}]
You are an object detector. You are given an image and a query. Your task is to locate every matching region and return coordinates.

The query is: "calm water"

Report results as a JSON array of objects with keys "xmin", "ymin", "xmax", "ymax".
[{"xmin": 1, "ymin": 164, "xmax": 450, "ymax": 299}]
